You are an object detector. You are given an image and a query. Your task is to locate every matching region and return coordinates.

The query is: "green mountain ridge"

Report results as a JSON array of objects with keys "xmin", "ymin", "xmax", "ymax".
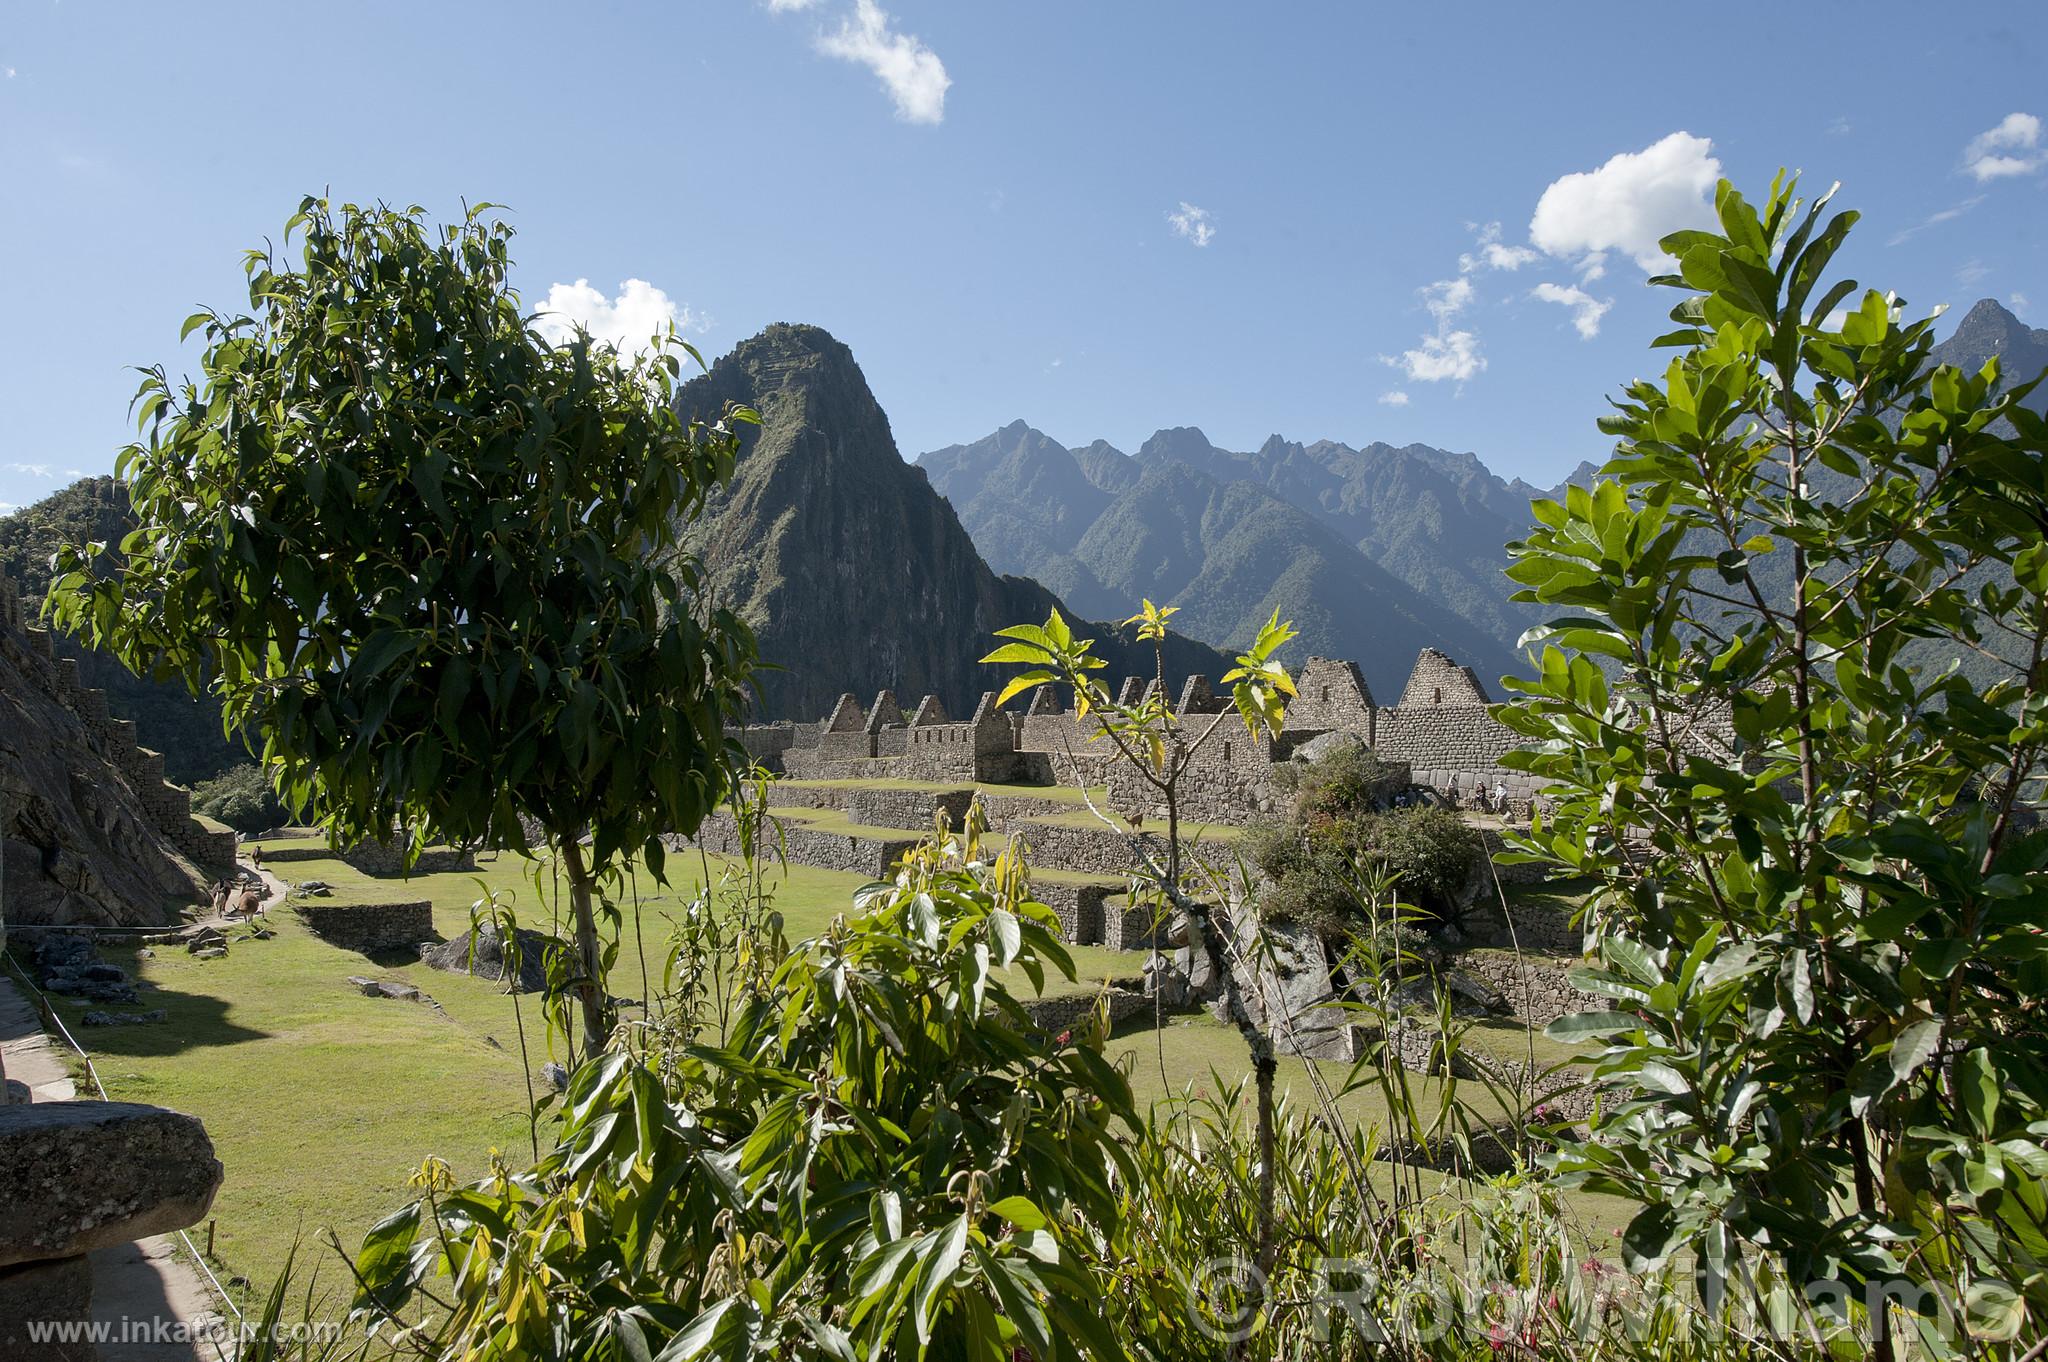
[
  {"xmin": 921, "ymin": 423, "xmax": 1550, "ymax": 694},
  {"xmin": 919, "ymin": 298, "xmax": 2048, "ymax": 698}
]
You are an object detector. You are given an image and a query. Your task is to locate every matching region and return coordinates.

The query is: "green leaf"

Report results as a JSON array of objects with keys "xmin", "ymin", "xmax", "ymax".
[
  {"xmin": 915, "ymin": 1215, "xmax": 970, "ymax": 1343},
  {"xmin": 1546, "ymin": 1010, "xmax": 1640, "ymax": 1043},
  {"xmin": 986, "ymin": 1195, "xmax": 1047, "ymax": 1232},
  {"xmin": 1964, "ymin": 1279, "xmax": 2024, "ymax": 1341},
  {"xmin": 1889, "ymin": 1019, "xmax": 1942, "ymax": 1088}
]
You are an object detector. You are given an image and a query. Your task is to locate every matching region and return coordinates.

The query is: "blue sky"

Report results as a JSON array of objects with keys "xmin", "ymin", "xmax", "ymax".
[{"xmin": 3, "ymin": 1, "xmax": 2044, "ymax": 514}]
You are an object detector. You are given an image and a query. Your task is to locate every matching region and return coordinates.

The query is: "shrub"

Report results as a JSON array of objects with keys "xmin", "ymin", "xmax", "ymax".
[
  {"xmin": 1336, "ymin": 805, "xmax": 1482, "ymax": 911},
  {"xmin": 350, "ymin": 813, "xmax": 1135, "ymax": 1357},
  {"xmin": 191, "ymin": 763, "xmax": 287, "ymax": 833},
  {"xmin": 1293, "ymin": 740, "xmax": 1396, "ymax": 822},
  {"xmin": 1253, "ymin": 797, "xmax": 1482, "ymax": 936},
  {"xmin": 1504, "ymin": 174, "xmax": 2048, "ymax": 1351}
]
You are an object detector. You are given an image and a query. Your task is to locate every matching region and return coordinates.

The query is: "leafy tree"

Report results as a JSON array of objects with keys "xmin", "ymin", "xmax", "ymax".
[
  {"xmin": 1503, "ymin": 175, "xmax": 2048, "ymax": 1355},
  {"xmin": 191, "ymin": 763, "xmax": 288, "ymax": 834},
  {"xmin": 47, "ymin": 196, "xmax": 758, "ymax": 1060},
  {"xmin": 982, "ymin": 600, "xmax": 1301, "ymax": 1294},
  {"xmin": 351, "ymin": 817, "xmax": 1135, "ymax": 1359}
]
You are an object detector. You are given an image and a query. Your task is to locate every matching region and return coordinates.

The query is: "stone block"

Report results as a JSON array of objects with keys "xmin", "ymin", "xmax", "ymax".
[
  {"xmin": 294, "ymin": 900, "xmax": 435, "ymax": 954},
  {"xmin": 0, "ymin": 1101, "xmax": 221, "ymax": 1269}
]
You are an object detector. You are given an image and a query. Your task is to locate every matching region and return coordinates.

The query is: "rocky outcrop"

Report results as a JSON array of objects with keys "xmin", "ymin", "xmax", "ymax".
[
  {"xmin": 0, "ymin": 571, "xmax": 223, "ymax": 927},
  {"xmin": 672, "ymin": 325, "xmax": 1230, "ymax": 721},
  {"xmin": 422, "ymin": 921, "xmax": 554, "ymax": 993}
]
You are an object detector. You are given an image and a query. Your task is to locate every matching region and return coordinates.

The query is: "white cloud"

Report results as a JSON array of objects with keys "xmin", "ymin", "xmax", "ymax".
[
  {"xmin": 1167, "ymin": 202, "xmax": 1215, "ymax": 247},
  {"xmin": 1530, "ymin": 282, "xmax": 1613, "ymax": 339},
  {"xmin": 816, "ymin": 0, "xmax": 949, "ymax": 125},
  {"xmin": 5, "ymin": 462, "xmax": 55, "ymax": 479},
  {"xmin": 1458, "ymin": 222, "xmax": 1539, "ymax": 274},
  {"xmin": 2014, "ymin": 292, "xmax": 2031, "ymax": 319},
  {"xmin": 3, "ymin": 68, "xmax": 14, "ymax": 80},
  {"xmin": 1827, "ymin": 115, "xmax": 1852, "ymax": 137},
  {"xmin": 1378, "ymin": 390, "xmax": 1410, "ymax": 407},
  {"xmin": 532, "ymin": 278, "xmax": 697, "ymax": 356},
  {"xmin": 1529, "ymin": 131, "xmax": 1721, "ymax": 274},
  {"xmin": 1957, "ymin": 259, "xmax": 1991, "ymax": 286},
  {"xmin": 1963, "ymin": 113, "xmax": 2046, "ymax": 182},
  {"xmin": 1421, "ymin": 276, "xmax": 1473, "ymax": 324},
  {"xmin": 1383, "ymin": 329, "xmax": 1484, "ymax": 384},
  {"xmin": 1888, "ymin": 195, "xmax": 1985, "ymax": 247},
  {"xmin": 763, "ymin": 0, "xmax": 820, "ymax": 9}
]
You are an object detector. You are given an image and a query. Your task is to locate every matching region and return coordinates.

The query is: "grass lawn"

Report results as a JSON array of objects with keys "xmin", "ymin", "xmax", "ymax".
[
  {"xmin": 60, "ymin": 847, "xmax": 1147, "ymax": 1298},
  {"xmin": 49, "ymin": 839, "xmax": 1610, "ymax": 1302}
]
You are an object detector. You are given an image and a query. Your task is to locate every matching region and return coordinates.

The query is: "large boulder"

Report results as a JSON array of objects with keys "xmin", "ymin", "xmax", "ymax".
[
  {"xmin": 0, "ymin": 1101, "xmax": 222, "ymax": 1268},
  {"xmin": 421, "ymin": 922, "xmax": 553, "ymax": 993},
  {"xmin": 1214, "ymin": 917, "xmax": 1354, "ymax": 1060}
]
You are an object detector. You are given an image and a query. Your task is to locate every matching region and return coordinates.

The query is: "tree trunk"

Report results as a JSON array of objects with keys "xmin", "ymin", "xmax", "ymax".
[{"xmin": 561, "ymin": 838, "xmax": 611, "ymax": 1063}]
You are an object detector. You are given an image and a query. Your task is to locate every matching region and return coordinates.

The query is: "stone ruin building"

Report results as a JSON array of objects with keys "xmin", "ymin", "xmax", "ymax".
[
  {"xmin": 694, "ymin": 645, "xmax": 1604, "ymax": 1132},
  {"xmin": 728, "ymin": 647, "xmax": 1544, "ymax": 822}
]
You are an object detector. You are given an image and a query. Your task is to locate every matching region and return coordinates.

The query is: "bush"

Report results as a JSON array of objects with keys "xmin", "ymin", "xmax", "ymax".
[
  {"xmin": 1253, "ymin": 787, "xmax": 1482, "ymax": 936},
  {"xmin": 1335, "ymin": 805, "xmax": 1482, "ymax": 911},
  {"xmin": 1292, "ymin": 740, "xmax": 1397, "ymax": 822},
  {"xmin": 191, "ymin": 763, "xmax": 288, "ymax": 833}
]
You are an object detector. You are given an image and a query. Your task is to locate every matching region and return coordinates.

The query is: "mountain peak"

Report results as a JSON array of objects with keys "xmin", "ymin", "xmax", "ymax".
[
  {"xmin": 1953, "ymin": 298, "xmax": 2033, "ymax": 348},
  {"xmin": 1137, "ymin": 426, "xmax": 1221, "ymax": 463}
]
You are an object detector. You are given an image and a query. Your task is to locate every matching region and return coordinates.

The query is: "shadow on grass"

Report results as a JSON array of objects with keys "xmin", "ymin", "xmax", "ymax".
[{"xmin": 56, "ymin": 950, "xmax": 270, "ymax": 1058}]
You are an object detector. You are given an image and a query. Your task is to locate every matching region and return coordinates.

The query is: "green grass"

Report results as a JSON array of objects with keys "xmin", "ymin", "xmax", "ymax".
[
  {"xmin": 1108, "ymin": 1011, "xmax": 1513, "ymax": 1128},
  {"xmin": 67, "ymin": 848, "xmax": 1147, "ymax": 1295},
  {"xmin": 763, "ymin": 806, "xmax": 930, "ymax": 842}
]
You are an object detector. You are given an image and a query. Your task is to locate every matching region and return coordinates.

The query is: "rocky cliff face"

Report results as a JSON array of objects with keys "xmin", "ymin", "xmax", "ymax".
[
  {"xmin": 0, "ymin": 572, "xmax": 224, "ymax": 927},
  {"xmin": 673, "ymin": 325, "xmax": 1231, "ymax": 721}
]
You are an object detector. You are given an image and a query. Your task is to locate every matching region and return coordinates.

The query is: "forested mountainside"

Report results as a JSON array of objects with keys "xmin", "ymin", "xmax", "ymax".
[
  {"xmin": 921, "ymin": 421, "xmax": 1546, "ymax": 694},
  {"xmin": 922, "ymin": 298, "xmax": 2048, "ymax": 698}
]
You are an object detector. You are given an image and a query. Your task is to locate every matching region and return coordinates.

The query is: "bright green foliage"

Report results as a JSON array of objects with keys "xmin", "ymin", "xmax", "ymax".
[
  {"xmin": 1500, "ymin": 175, "xmax": 2048, "ymax": 1352},
  {"xmin": 46, "ymin": 195, "xmax": 758, "ymax": 1054},
  {"xmin": 350, "ymin": 814, "xmax": 1137, "ymax": 1360},
  {"xmin": 191, "ymin": 762, "xmax": 289, "ymax": 834}
]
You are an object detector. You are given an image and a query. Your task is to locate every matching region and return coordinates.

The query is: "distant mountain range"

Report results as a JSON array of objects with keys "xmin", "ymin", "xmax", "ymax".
[
  {"xmin": 918, "ymin": 425, "xmax": 1579, "ymax": 699},
  {"xmin": 920, "ymin": 298, "xmax": 2048, "ymax": 698},
  {"xmin": 5, "ymin": 300, "xmax": 2041, "ymax": 774}
]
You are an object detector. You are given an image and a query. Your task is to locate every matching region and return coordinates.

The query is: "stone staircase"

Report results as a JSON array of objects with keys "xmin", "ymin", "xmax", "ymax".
[{"xmin": 0, "ymin": 570, "xmax": 237, "ymax": 872}]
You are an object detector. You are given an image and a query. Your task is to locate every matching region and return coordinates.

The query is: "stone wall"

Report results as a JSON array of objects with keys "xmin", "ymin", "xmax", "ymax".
[
  {"xmin": 1398, "ymin": 647, "xmax": 1493, "ymax": 707},
  {"xmin": 845, "ymin": 786, "xmax": 975, "ymax": 830},
  {"xmin": 1019, "ymin": 984, "xmax": 1149, "ymax": 1035},
  {"xmin": 681, "ymin": 810, "xmax": 919, "ymax": 879},
  {"xmin": 294, "ymin": 900, "xmax": 436, "ymax": 954},
  {"xmin": 1453, "ymin": 949, "xmax": 1600, "ymax": 1027},
  {"xmin": 339, "ymin": 841, "xmax": 477, "ymax": 878},
  {"xmin": 729, "ymin": 723, "xmax": 798, "ymax": 768},
  {"xmin": 1106, "ymin": 713, "xmax": 1282, "ymax": 822},
  {"xmin": 1283, "ymin": 656, "xmax": 1376, "ymax": 732}
]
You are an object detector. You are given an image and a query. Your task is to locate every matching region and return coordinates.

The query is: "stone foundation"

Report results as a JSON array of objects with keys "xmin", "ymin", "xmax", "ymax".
[{"xmin": 294, "ymin": 901, "xmax": 436, "ymax": 954}]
